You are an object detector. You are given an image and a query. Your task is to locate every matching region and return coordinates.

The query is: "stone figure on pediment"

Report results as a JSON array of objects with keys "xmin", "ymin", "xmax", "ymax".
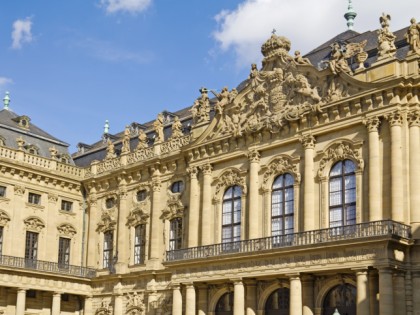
[
  {"xmin": 170, "ymin": 116, "xmax": 183, "ymax": 139},
  {"xmin": 212, "ymin": 87, "xmax": 230, "ymax": 114},
  {"xmin": 153, "ymin": 113, "xmax": 164, "ymax": 143},
  {"xmin": 405, "ymin": 18, "xmax": 420, "ymax": 54},
  {"xmin": 121, "ymin": 126, "xmax": 131, "ymax": 153},
  {"xmin": 377, "ymin": 13, "xmax": 396, "ymax": 60},
  {"xmin": 294, "ymin": 50, "xmax": 311, "ymax": 65},
  {"xmin": 106, "ymin": 139, "xmax": 116, "ymax": 159},
  {"xmin": 191, "ymin": 87, "xmax": 210, "ymax": 124},
  {"xmin": 136, "ymin": 129, "xmax": 148, "ymax": 150}
]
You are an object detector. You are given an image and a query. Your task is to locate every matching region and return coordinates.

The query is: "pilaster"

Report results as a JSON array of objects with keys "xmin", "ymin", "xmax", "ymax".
[
  {"xmin": 300, "ymin": 135, "xmax": 316, "ymax": 231},
  {"xmin": 248, "ymin": 149, "xmax": 260, "ymax": 239}
]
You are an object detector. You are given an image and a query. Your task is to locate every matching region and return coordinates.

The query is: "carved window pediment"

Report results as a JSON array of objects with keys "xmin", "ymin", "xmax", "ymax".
[
  {"xmin": 24, "ymin": 216, "xmax": 45, "ymax": 232},
  {"xmin": 96, "ymin": 212, "xmax": 117, "ymax": 232},
  {"xmin": 127, "ymin": 206, "xmax": 150, "ymax": 227},
  {"xmin": 161, "ymin": 195, "xmax": 185, "ymax": 220},
  {"xmin": 57, "ymin": 223, "xmax": 77, "ymax": 237},
  {"xmin": 0, "ymin": 210, "xmax": 11, "ymax": 226},
  {"xmin": 214, "ymin": 169, "xmax": 247, "ymax": 197},
  {"xmin": 262, "ymin": 156, "xmax": 301, "ymax": 190}
]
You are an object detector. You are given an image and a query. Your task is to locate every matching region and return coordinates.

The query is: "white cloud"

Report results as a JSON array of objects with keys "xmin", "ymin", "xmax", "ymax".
[
  {"xmin": 100, "ymin": 0, "xmax": 151, "ymax": 14},
  {"xmin": 213, "ymin": 0, "xmax": 420, "ymax": 68},
  {"xmin": 11, "ymin": 17, "xmax": 33, "ymax": 49},
  {"xmin": 0, "ymin": 77, "xmax": 13, "ymax": 86}
]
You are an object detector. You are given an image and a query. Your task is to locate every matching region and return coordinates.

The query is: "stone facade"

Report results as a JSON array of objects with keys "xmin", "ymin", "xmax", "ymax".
[{"xmin": 1, "ymin": 14, "xmax": 420, "ymax": 315}]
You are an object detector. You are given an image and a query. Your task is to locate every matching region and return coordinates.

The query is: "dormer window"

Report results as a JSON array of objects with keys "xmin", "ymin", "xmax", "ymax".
[
  {"xmin": 25, "ymin": 144, "xmax": 39, "ymax": 155},
  {"xmin": 12, "ymin": 115, "xmax": 31, "ymax": 130}
]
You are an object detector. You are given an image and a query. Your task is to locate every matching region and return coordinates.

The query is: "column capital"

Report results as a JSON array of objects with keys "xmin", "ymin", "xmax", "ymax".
[
  {"xmin": 363, "ymin": 116, "xmax": 381, "ymax": 132},
  {"xmin": 231, "ymin": 278, "xmax": 243, "ymax": 285},
  {"xmin": 299, "ymin": 134, "xmax": 316, "ymax": 149},
  {"xmin": 386, "ymin": 110, "xmax": 403, "ymax": 127},
  {"xmin": 151, "ymin": 178, "xmax": 161, "ymax": 192},
  {"xmin": 172, "ymin": 283, "xmax": 181, "ymax": 290},
  {"xmin": 187, "ymin": 166, "xmax": 199, "ymax": 179},
  {"xmin": 52, "ymin": 291, "xmax": 62, "ymax": 297},
  {"xmin": 184, "ymin": 282, "xmax": 195, "ymax": 289},
  {"xmin": 287, "ymin": 273, "xmax": 301, "ymax": 280},
  {"xmin": 408, "ymin": 109, "xmax": 420, "ymax": 127},
  {"xmin": 200, "ymin": 163, "xmax": 213, "ymax": 175},
  {"xmin": 247, "ymin": 149, "xmax": 260, "ymax": 163}
]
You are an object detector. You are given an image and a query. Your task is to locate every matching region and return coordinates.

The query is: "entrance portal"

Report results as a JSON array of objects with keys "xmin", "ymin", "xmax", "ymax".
[{"xmin": 322, "ymin": 283, "xmax": 356, "ymax": 315}]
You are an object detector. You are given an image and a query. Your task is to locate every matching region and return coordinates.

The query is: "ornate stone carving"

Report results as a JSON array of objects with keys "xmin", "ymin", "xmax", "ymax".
[
  {"xmin": 151, "ymin": 179, "xmax": 161, "ymax": 192},
  {"xmin": 24, "ymin": 216, "xmax": 45, "ymax": 232},
  {"xmin": 248, "ymin": 149, "xmax": 260, "ymax": 163},
  {"xmin": 57, "ymin": 223, "xmax": 77, "ymax": 237},
  {"xmin": 300, "ymin": 134, "xmax": 316, "ymax": 149},
  {"xmin": 125, "ymin": 292, "xmax": 145, "ymax": 315},
  {"xmin": 214, "ymin": 169, "xmax": 247, "ymax": 196},
  {"xmin": 170, "ymin": 116, "xmax": 183, "ymax": 139},
  {"xmin": 387, "ymin": 110, "xmax": 403, "ymax": 126},
  {"xmin": 96, "ymin": 211, "xmax": 116, "ymax": 232},
  {"xmin": 328, "ymin": 40, "xmax": 367, "ymax": 74},
  {"xmin": 153, "ymin": 113, "xmax": 165, "ymax": 144},
  {"xmin": 121, "ymin": 126, "xmax": 131, "ymax": 154},
  {"xmin": 97, "ymin": 158, "xmax": 121, "ymax": 174},
  {"xmin": 127, "ymin": 206, "xmax": 149, "ymax": 227},
  {"xmin": 136, "ymin": 129, "xmax": 148, "ymax": 150},
  {"xmin": 405, "ymin": 18, "xmax": 420, "ymax": 55},
  {"xmin": 363, "ymin": 116, "xmax": 381, "ymax": 132},
  {"xmin": 262, "ymin": 157, "xmax": 301, "ymax": 188},
  {"xmin": 0, "ymin": 210, "xmax": 10, "ymax": 226},
  {"xmin": 201, "ymin": 163, "xmax": 213, "ymax": 175},
  {"xmin": 318, "ymin": 141, "xmax": 364, "ymax": 178},
  {"xmin": 48, "ymin": 193, "xmax": 58, "ymax": 203},
  {"xmin": 105, "ymin": 139, "xmax": 116, "ymax": 160},
  {"xmin": 161, "ymin": 195, "xmax": 185, "ymax": 220},
  {"xmin": 187, "ymin": 166, "xmax": 199, "ymax": 179},
  {"xmin": 212, "ymin": 87, "xmax": 230, "ymax": 115},
  {"xmin": 293, "ymin": 50, "xmax": 311, "ymax": 65},
  {"xmin": 160, "ymin": 135, "xmax": 190, "ymax": 154},
  {"xmin": 191, "ymin": 87, "xmax": 210, "ymax": 124},
  {"xmin": 95, "ymin": 300, "xmax": 112, "ymax": 315},
  {"xmin": 16, "ymin": 137, "xmax": 25, "ymax": 150},
  {"xmin": 408, "ymin": 110, "xmax": 420, "ymax": 127},
  {"xmin": 14, "ymin": 185, "xmax": 25, "ymax": 196},
  {"xmin": 127, "ymin": 147, "xmax": 154, "ymax": 164},
  {"xmin": 377, "ymin": 13, "xmax": 396, "ymax": 60}
]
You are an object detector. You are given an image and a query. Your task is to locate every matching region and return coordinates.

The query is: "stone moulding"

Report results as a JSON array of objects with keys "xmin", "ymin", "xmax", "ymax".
[
  {"xmin": 57, "ymin": 223, "xmax": 77, "ymax": 237},
  {"xmin": 24, "ymin": 216, "xmax": 45, "ymax": 232},
  {"xmin": 161, "ymin": 195, "xmax": 185, "ymax": 220},
  {"xmin": 126, "ymin": 206, "xmax": 150, "ymax": 227},
  {"xmin": 160, "ymin": 135, "xmax": 191, "ymax": 155}
]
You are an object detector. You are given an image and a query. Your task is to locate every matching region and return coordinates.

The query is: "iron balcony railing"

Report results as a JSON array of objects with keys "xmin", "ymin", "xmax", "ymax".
[
  {"xmin": 0, "ymin": 255, "xmax": 96, "ymax": 278},
  {"xmin": 166, "ymin": 220, "xmax": 411, "ymax": 262}
]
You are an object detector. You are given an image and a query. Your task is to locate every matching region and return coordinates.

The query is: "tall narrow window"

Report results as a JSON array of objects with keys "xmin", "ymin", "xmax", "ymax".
[
  {"xmin": 169, "ymin": 218, "xmax": 182, "ymax": 250},
  {"xmin": 329, "ymin": 160, "xmax": 356, "ymax": 228},
  {"xmin": 25, "ymin": 231, "xmax": 38, "ymax": 268},
  {"xmin": 58, "ymin": 237, "xmax": 70, "ymax": 267},
  {"xmin": 271, "ymin": 174, "xmax": 294, "ymax": 236},
  {"xmin": 103, "ymin": 231, "xmax": 113, "ymax": 269},
  {"xmin": 222, "ymin": 186, "xmax": 242, "ymax": 244},
  {"xmin": 134, "ymin": 224, "xmax": 146, "ymax": 264},
  {"xmin": 0, "ymin": 226, "xmax": 3, "ymax": 256}
]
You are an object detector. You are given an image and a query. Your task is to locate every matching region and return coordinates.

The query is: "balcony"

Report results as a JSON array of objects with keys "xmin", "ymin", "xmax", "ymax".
[
  {"xmin": 166, "ymin": 220, "xmax": 412, "ymax": 262},
  {"xmin": 0, "ymin": 255, "xmax": 96, "ymax": 278}
]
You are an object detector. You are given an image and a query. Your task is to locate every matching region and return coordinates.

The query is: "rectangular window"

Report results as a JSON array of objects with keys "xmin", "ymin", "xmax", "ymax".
[
  {"xmin": 0, "ymin": 226, "xmax": 3, "ymax": 256},
  {"xmin": 25, "ymin": 231, "xmax": 38, "ymax": 268},
  {"xmin": 134, "ymin": 224, "xmax": 146, "ymax": 265},
  {"xmin": 58, "ymin": 237, "xmax": 70, "ymax": 267},
  {"xmin": 61, "ymin": 200, "xmax": 73, "ymax": 212},
  {"xmin": 169, "ymin": 218, "xmax": 182, "ymax": 250},
  {"xmin": 103, "ymin": 231, "xmax": 113, "ymax": 269},
  {"xmin": 28, "ymin": 193, "xmax": 41, "ymax": 205},
  {"xmin": 0, "ymin": 186, "xmax": 6, "ymax": 197}
]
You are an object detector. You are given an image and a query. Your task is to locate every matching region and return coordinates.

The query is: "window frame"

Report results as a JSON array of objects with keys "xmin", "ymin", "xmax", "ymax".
[
  {"xmin": 171, "ymin": 181, "xmax": 184, "ymax": 194},
  {"xmin": 134, "ymin": 224, "xmax": 146, "ymax": 264},
  {"xmin": 136, "ymin": 190, "xmax": 147, "ymax": 202},
  {"xmin": 169, "ymin": 217, "xmax": 183, "ymax": 250},
  {"xmin": 221, "ymin": 185, "xmax": 242, "ymax": 245},
  {"xmin": 271, "ymin": 173, "xmax": 295, "ymax": 237},
  {"xmin": 0, "ymin": 186, "xmax": 6, "ymax": 198},
  {"xmin": 103, "ymin": 230, "xmax": 114, "ymax": 269},
  {"xmin": 0, "ymin": 226, "xmax": 3, "ymax": 256},
  {"xmin": 28, "ymin": 192, "xmax": 41, "ymax": 205},
  {"xmin": 61, "ymin": 200, "xmax": 73, "ymax": 212},
  {"xmin": 105, "ymin": 197, "xmax": 116, "ymax": 209},
  {"xmin": 58, "ymin": 237, "xmax": 71, "ymax": 267},
  {"xmin": 25, "ymin": 231, "xmax": 39, "ymax": 268}
]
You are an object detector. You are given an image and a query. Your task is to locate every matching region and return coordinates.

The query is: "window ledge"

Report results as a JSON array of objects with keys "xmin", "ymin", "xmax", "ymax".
[
  {"xmin": 59, "ymin": 210, "xmax": 76, "ymax": 216},
  {"xmin": 25, "ymin": 202, "xmax": 45, "ymax": 210}
]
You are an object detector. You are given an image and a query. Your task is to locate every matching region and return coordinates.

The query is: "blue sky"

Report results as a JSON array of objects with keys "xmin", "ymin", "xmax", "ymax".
[{"xmin": 0, "ymin": 0, "xmax": 418, "ymax": 152}]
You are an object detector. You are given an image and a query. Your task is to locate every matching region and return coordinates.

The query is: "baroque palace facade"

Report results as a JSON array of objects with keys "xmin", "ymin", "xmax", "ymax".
[{"xmin": 1, "ymin": 12, "xmax": 420, "ymax": 315}]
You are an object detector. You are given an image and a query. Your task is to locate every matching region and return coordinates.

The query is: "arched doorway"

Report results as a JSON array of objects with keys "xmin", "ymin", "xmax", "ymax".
[
  {"xmin": 265, "ymin": 288, "xmax": 290, "ymax": 315},
  {"xmin": 323, "ymin": 283, "xmax": 356, "ymax": 315},
  {"xmin": 215, "ymin": 292, "xmax": 233, "ymax": 315}
]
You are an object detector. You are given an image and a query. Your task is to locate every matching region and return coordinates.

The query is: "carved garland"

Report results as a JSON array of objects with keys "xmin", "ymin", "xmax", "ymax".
[
  {"xmin": 0, "ymin": 210, "xmax": 10, "ymax": 226},
  {"xmin": 214, "ymin": 169, "xmax": 247, "ymax": 196},
  {"xmin": 57, "ymin": 223, "xmax": 77, "ymax": 238},
  {"xmin": 262, "ymin": 157, "xmax": 301, "ymax": 190},
  {"xmin": 161, "ymin": 195, "xmax": 185, "ymax": 220},
  {"xmin": 127, "ymin": 205, "xmax": 150, "ymax": 227},
  {"xmin": 96, "ymin": 212, "xmax": 117, "ymax": 232},
  {"xmin": 24, "ymin": 216, "xmax": 45, "ymax": 232},
  {"xmin": 125, "ymin": 292, "xmax": 146, "ymax": 315},
  {"xmin": 318, "ymin": 141, "xmax": 364, "ymax": 178}
]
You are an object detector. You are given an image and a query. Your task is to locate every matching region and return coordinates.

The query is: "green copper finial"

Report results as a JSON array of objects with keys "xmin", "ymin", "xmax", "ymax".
[
  {"xmin": 344, "ymin": 0, "xmax": 357, "ymax": 30},
  {"xmin": 3, "ymin": 91, "xmax": 10, "ymax": 110},
  {"xmin": 104, "ymin": 120, "xmax": 110, "ymax": 134}
]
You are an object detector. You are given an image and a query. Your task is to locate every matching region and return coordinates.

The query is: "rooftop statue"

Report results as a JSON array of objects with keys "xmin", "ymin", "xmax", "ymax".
[
  {"xmin": 136, "ymin": 129, "xmax": 148, "ymax": 150},
  {"xmin": 190, "ymin": 87, "xmax": 210, "ymax": 124},
  {"xmin": 328, "ymin": 40, "xmax": 367, "ymax": 75},
  {"xmin": 170, "ymin": 116, "xmax": 183, "ymax": 139},
  {"xmin": 377, "ymin": 13, "xmax": 396, "ymax": 60},
  {"xmin": 153, "ymin": 113, "xmax": 164, "ymax": 143},
  {"xmin": 212, "ymin": 87, "xmax": 230, "ymax": 115},
  {"xmin": 121, "ymin": 126, "xmax": 131, "ymax": 153},
  {"xmin": 106, "ymin": 139, "xmax": 116, "ymax": 159},
  {"xmin": 405, "ymin": 18, "xmax": 420, "ymax": 55},
  {"xmin": 294, "ymin": 51, "xmax": 312, "ymax": 65}
]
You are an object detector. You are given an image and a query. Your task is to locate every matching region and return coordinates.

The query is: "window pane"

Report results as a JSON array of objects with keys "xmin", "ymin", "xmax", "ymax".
[
  {"xmin": 273, "ymin": 176, "xmax": 283, "ymax": 189},
  {"xmin": 285, "ymin": 187, "xmax": 294, "ymax": 201},
  {"xmin": 330, "ymin": 162, "xmax": 342, "ymax": 176},
  {"xmin": 272, "ymin": 202, "xmax": 281, "ymax": 217},
  {"xmin": 345, "ymin": 187, "xmax": 356, "ymax": 203},
  {"xmin": 285, "ymin": 174, "xmax": 294, "ymax": 186},
  {"xmin": 223, "ymin": 187, "xmax": 233, "ymax": 200},
  {"xmin": 344, "ymin": 160, "xmax": 355, "ymax": 174},
  {"xmin": 344, "ymin": 175, "xmax": 356, "ymax": 189},
  {"xmin": 233, "ymin": 186, "xmax": 241, "ymax": 198},
  {"xmin": 329, "ymin": 177, "xmax": 342, "ymax": 192},
  {"xmin": 330, "ymin": 207, "xmax": 343, "ymax": 225},
  {"xmin": 285, "ymin": 216, "xmax": 294, "ymax": 233},
  {"xmin": 329, "ymin": 191, "xmax": 342, "ymax": 206},
  {"xmin": 284, "ymin": 201, "xmax": 294, "ymax": 214},
  {"xmin": 272, "ymin": 190, "xmax": 283, "ymax": 204}
]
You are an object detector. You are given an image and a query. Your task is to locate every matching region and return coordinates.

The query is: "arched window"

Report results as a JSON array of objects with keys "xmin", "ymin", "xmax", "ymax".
[
  {"xmin": 169, "ymin": 218, "xmax": 182, "ymax": 250},
  {"xmin": 323, "ymin": 284, "xmax": 356, "ymax": 315},
  {"xmin": 329, "ymin": 160, "xmax": 356, "ymax": 228},
  {"xmin": 265, "ymin": 288, "xmax": 290, "ymax": 315},
  {"xmin": 272, "ymin": 174, "xmax": 294, "ymax": 236},
  {"xmin": 215, "ymin": 292, "xmax": 233, "ymax": 315},
  {"xmin": 222, "ymin": 186, "xmax": 241, "ymax": 244}
]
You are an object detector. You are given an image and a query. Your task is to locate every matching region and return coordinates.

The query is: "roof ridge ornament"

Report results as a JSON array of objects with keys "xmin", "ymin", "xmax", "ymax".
[
  {"xmin": 344, "ymin": 0, "xmax": 357, "ymax": 30},
  {"xmin": 104, "ymin": 119, "xmax": 110, "ymax": 134},
  {"xmin": 3, "ymin": 91, "xmax": 10, "ymax": 110}
]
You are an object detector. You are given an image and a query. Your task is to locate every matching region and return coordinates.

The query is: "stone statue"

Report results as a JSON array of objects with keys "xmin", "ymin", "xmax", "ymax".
[
  {"xmin": 106, "ymin": 139, "xmax": 116, "ymax": 159},
  {"xmin": 212, "ymin": 87, "xmax": 230, "ymax": 114},
  {"xmin": 190, "ymin": 87, "xmax": 210, "ymax": 124},
  {"xmin": 121, "ymin": 126, "xmax": 131, "ymax": 153},
  {"xmin": 377, "ymin": 13, "xmax": 396, "ymax": 60},
  {"xmin": 405, "ymin": 18, "xmax": 420, "ymax": 54},
  {"xmin": 153, "ymin": 113, "xmax": 164, "ymax": 143},
  {"xmin": 294, "ymin": 50, "xmax": 311, "ymax": 65},
  {"xmin": 329, "ymin": 42, "xmax": 351, "ymax": 75},
  {"xmin": 136, "ymin": 129, "xmax": 148, "ymax": 150},
  {"xmin": 170, "ymin": 116, "xmax": 183, "ymax": 139}
]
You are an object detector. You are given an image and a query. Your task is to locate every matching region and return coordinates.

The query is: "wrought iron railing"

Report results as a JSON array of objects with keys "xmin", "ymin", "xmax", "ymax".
[
  {"xmin": 0, "ymin": 255, "xmax": 96, "ymax": 278},
  {"xmin": 166, "ymin": 220, "xmax": 411, "ymax": 262}
]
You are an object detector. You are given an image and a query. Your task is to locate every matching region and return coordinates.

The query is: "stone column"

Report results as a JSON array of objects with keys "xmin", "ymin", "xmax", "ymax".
[
  {"xmin": 245, "ymin": 280, "xmax": 257, "ymax": 315},
  {"xmin": 408, "ymin": 110, "xmax": 420, "ymax": 237},
  {"xmin": 248, "ymin": 150, "xmax": 260, "ymax": 239},
  {"xmin": 364, "ymin": 117, "xmax": 382, "ymax": 221},
  {"xmin": 16, "ymin": 288, "xmax": 26, "ymax": 315},
  {"xmin": 172, "ymin": 284, "xmax": 182, "ymax": 315},
  {"xmin": 355, "ymin": 270, "xmax": 370, "ymax": 315},
  {"xmin": 116, "ymin": 184, "xmax": 128, "ymax": 273},
  {"xmin": 302, "ymin": 275, "xmax": 314, "ymax": 315},
  {"xmin": 393, "ymin": 271, "xmax": 406, "ymax": 315},
  {"xmin": 149, "ymin": 177, "xmax": 163, "ymax": 261},
  {"xmin": 379, "ymin": 268, "xmax": 394, "ymax": 315},
  {"xmin": 197, "ymin": 284, "xmax": 208, "ymax": 315},
  {"xmin": 201, "ymin": 164, "xmax": 213, "ymax": 246},
  {"xmin": 387, "ymin": 111, "xmax": 404, "ymax": 222},
  {"xmin": 52, "ymin": 292, "xmax": 61, "ymax": 315},
  {"xmin": 300, "ymin": 135, "xmax": 316, "ymax": 231},
  {"xmin": 87, "ymin": 193, "xmax": 98, "ymax": 268},
  {"xmin": 368, "ymin": 271, "xmax": 379, "ymax": 315},
  {"xmin": 188, "ymin": 166, "xmax": 200, "ymax": 247},
  {"xmin": 289, "ymin": 275, "xmax": 303, "ymax": 315},
  {"xmin": 233, "ymin": 279, "xmax": 245, "ymax": 315},
  {"xmin": 186, "ymin": 283, "xmax": 196, "ymax": 315},
  {"xmin": 412, "ymin": 272, "xmax": 420, "ymax": 315},
  {"xmin": 114, "ymin": 293, "xmax": 123, "ymax": 315},
  {"xmin": 84, "ymin": 296, "xmax": 93, "ymax": 315}
]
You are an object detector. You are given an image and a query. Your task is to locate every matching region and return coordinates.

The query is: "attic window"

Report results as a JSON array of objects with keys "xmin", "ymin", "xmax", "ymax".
[
  {"xmin": 12, "ymin": 115, "xmax": 31, "ymax": 129},
  {"xmin": 59, "ymin": 154, "xmax": 71, "ymax": 164},
  {"xmin": 25, "ymin": 145, "xmax": 39, "ymax": 155}
]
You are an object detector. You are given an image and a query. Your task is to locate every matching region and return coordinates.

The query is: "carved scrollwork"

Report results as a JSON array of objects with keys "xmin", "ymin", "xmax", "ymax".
[
  {"xmin": 363, "ymin": 116, "xmax": 381, "ymax": 132},
  {"xmin": 95, "ymin": 300, "xmax": 112, "ymax": 315},
  {"xmin": 299, "ymin": 134, "xmax": 316, "ymax": 149},
  {"xmin": 161, "ymin": 195, "xmax": 185, "ymax": 220},
  {"xmin": 57, "ymin": 223, "xmax": 77, "ymax": 237},
  {"xmin": 248, "ymin": 149, "xmax": 260, "ymax": 163},
  {"xmin": 14, "ymin": 185, "xmax": 25, "ymax": 196},
  {"xmin": 214, "ymin": 169, "xmax": 247, "ymax": 196},
  {"xmin": 387, "ymin": 110, "xmax": 403, "ymax": 126},
  {"xmin": 0, "ymin": 210, "xmax": 11, "ymax": 226},
  {"xmin": 408, "ymin": 110, "xmax": 420, "ymax": 127},
  {"xmin": 187, "ymin": 166, "xmax": 199, "ymax": 179},
  {"xmin": 318, "ymin": 141, "xmax": 364, "ymax": 178},
  {"xmin": 262, "ymin": 156, "xmax": 301, "ymax": 189},
  {"xmin": 48, "ymin": 193, "xmax": 58, "ymax": 203},
  {"xmin": 96, "ymin": 211, "xmax": 117, "ymax": 232},
  {"xmin": 160, "ymin": 135, "xmax": 191, "ymax": 154},
  {"xmin": 24, "ymin": 216, "xmax": 45, "ymax": 232},
  {"xmin": 127, "ymin": 206, "xmax": 150, "ymax": 227},
  {"xmin": 125, "ymin": 292, "xmax": 145, "ymax": 315}
]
